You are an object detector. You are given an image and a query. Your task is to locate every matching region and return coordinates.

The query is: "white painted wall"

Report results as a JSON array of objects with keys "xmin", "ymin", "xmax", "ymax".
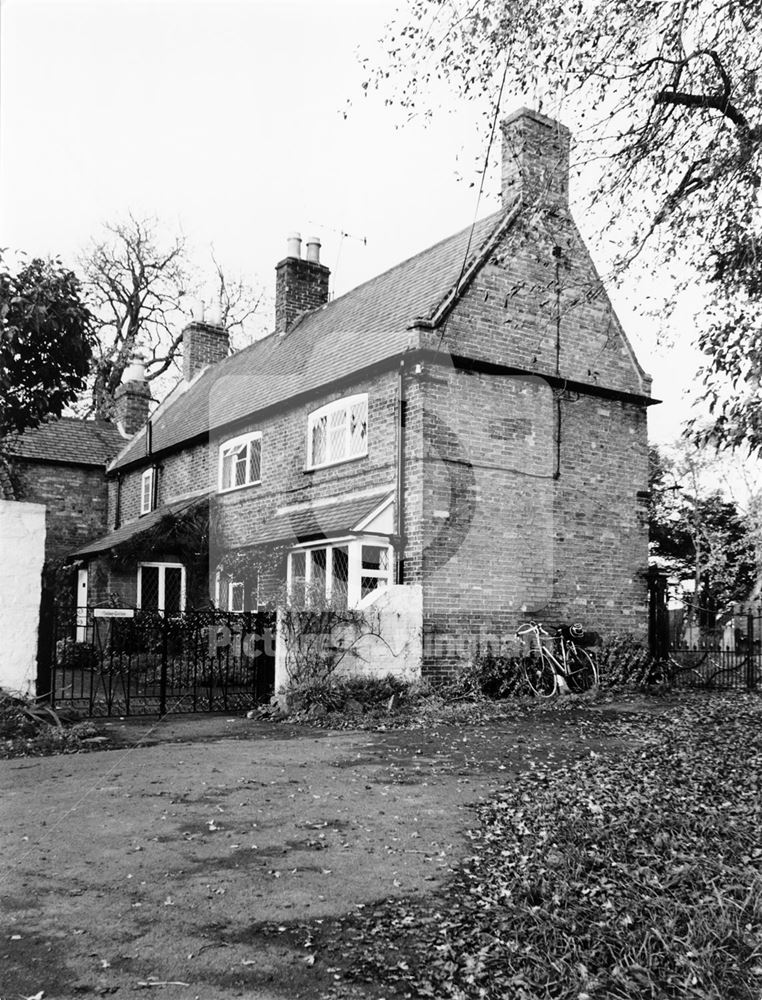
[
  {"xmin": 275, "ymin": 583, "xmax": 423, "ymax": 700},
  {"xmin": 0, "ymin": 501, "xmax": 45, "ymax": 696}
]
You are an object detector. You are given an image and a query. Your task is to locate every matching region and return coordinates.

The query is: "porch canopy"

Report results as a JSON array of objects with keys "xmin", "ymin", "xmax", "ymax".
[
  {"xmin": 68, "ymin": 494, "xmax": 210, "ymax": 561},
  {"xmin": 246, "ymin": 490, "xmax": 394, "ymax": 547}
]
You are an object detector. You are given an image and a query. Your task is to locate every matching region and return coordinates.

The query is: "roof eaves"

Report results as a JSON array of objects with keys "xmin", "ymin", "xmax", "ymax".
[{"xmin": 107, "ymin": 344, "xmax": 419, "ymax": 476}]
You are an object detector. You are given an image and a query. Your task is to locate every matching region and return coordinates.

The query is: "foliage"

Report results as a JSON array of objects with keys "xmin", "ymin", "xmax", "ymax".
[
  {"xmin": 447, "ymin": 648, "xmax": 525, "ymax": 700},
  {"xmin": 649, "ymin": 445, "xmax": 757, "ymax": 621},
  {"xmin": 280, "ymin": 586, "xmax": 388, "ymax": 694},
  {"xmin": 109, "ymin": 501, "xmax": 210, "ymax": 605},
  {"xmin": 328, "ymin": 692, "xmax": 762, "ymax": 1000},
  {"xmin": 596, "ymin": 632, "xmax": 665, "ymax": 689},
  {"xmin": 369, "ymin": 1, "xmax": 762, "ymax": 451},
  {"xmin": 0, "ymin": 254, "xmax": 93, "ymax": 437},
  {"xmin": 79, "ymin": 215, "xmax": 265, "ymax": 418},
  {"xmin": 0, "ymin": 689, "xmax": 100, "ymax": 759},
  {"xmin": 287, "ymin": 674, "xmax": 410, "ymax": 715}
]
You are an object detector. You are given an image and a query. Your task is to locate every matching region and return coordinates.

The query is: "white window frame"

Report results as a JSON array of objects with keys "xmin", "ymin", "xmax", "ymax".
[
  {"xmin": 306, "ymin": 394, "xmax": 368, "ymax": 470},
  {"xmin": 214, "ymin": 569, "xmax": 258, "ymax": 612},
  {"xmin": 218, "ymin": 431, "xmax": 263, "ymax": 493},
  {"xmin": 140, "ymin": 468, "xmax": 155, "ymax": 515},
  {"xmin": 286, "ymin": 536, "xmax": 393, "ymax": 609},
  {"xmin": 137, "ymin": 562, "xmax": 186, "ymax": 613}
]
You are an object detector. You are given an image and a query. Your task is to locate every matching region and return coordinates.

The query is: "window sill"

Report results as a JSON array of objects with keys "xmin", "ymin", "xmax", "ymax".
[
  {"xmin": 303, "ymin": 453, "xmax": 368, "ymax": 474},
  {"xmin": 218, "ymin": 480, "xmax": 262, "ymax": 495}
]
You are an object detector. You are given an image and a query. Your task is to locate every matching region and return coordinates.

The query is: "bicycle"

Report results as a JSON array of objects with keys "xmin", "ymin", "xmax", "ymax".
[{"xmin": 515, "ymin": 621, "xmax": 599, "ymax": 697}]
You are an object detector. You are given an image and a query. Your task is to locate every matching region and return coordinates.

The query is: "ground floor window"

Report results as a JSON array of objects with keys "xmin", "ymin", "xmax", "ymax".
[
  {"xmin": 215, "ymin": 567, "xmax": 260, "ymax": 612},
  {"xmin": 137, "ymin": 562, "xmax": 186, "ymax": 613},
  {"xmin": 287, "ymin": 538, "xmax": 392, "ymax": 609}
]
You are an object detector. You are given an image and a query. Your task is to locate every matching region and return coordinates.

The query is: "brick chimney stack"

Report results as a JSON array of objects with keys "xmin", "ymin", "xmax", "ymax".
[
  {"xmin": 182, "ymin": 319, "xmax": 230, "ymax": 382},
  {"xmin": 500, "ymin": 108, "xmax": 571, "ymax": 209},
  {"xmin": 275, "ymin": 232, "xmax": 330, "ymax": 334},
  {"xmin": 115, "ymin": 354, "xmax": 151, "ymax": 439}
]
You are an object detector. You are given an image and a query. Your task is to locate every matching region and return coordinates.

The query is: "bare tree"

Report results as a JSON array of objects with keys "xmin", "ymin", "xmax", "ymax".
[
  {"xmin": 80, "ymin": 215, "xmax": 190, "ymax": 419},
  {"xmin": 79, "ymin": 215, "xmax": 269, "ymax": 418}
]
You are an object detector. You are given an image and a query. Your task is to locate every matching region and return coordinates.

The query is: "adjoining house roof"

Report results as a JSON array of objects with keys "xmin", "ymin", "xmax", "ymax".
[
  {"xmin": 8, "ymin": 417, "xmax": 124, "ymax": 467},
  {"xmin": 69, "ymin": 494, "xmax": 208, "ymax": 560},
  {"xmin": 110, "ymin": 210, "xmax": 506, "ymax": 472}
]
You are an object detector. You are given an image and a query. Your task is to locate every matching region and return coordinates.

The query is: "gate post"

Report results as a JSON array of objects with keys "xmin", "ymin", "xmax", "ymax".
[
  {"xmin": 648, "ymin": 567, "xmax": 669, "ymax": 661},
  {"xmin": 747, "ymin": 611, "xmax": 756, "ymax": 691},
  {"xmin": 36, "ymin": 577, "xmax": 55, "ymax": 704},
  {"xmin": 159, "ymin": 617, "xmax": 168, "ymax": 716}
]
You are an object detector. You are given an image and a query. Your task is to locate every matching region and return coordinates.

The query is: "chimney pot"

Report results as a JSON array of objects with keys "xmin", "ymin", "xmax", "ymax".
[
  {"xmin": 286, "ymin": 232, "xmax": 302, "ymax": 259},
  {"xmin": 275, "ymin": 232, "xmax": 330, "ymax": 334},
  {"xmin": 115, "ymin": 354, "xmax": 151, "ymax": 438},
  {"xmin": 121, "ymin": 352, "xmax": 146, "ymax": 384},
  {"xmin": 305, "ymin": 236, "xmax": 321, "ymax": 263}
]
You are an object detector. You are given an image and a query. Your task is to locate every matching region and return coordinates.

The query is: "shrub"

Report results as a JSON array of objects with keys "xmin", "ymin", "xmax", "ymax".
[
  {"xmin": 446, "ymin": 650, "xmax": 525, "ymax": 700},
  {"xmin": 56, "ymin": 640, "xmax": 98, "ymax": 672},
  {"xmin": 597, "ymin": 633, "xmax": 667, "ymax": 689},
  {"xmin": 287, "ymin": 674, "xmax": 410, "ymax": 714}
]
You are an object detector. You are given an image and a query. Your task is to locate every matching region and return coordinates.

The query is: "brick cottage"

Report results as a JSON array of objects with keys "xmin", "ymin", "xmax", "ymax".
[
  {"xmin": 70, "ymin": 108, "xmax": 654, "ymax": 687},
  {"xmin": 4, "ymin": 418, "xmax": 123, "ymax": 568}
]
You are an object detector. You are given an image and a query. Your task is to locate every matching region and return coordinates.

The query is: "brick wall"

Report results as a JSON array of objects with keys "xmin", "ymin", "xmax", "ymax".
[
  {"xmin": 100, "ymin": 370, "xmax": 401, "ymax": 608},
  {"xmin": 416, "ymin": 365, "xmax": 648, "ymax": 679},
  {"xmin": 275, "ymin": 257, "xmax": 330, "ymax": 334},
  {"xmin": 425, "ymin": 212, "xmax": 651, "ymax": 398},
  {"xmin": 182, "ymin": 322, "xmax": 230, "ymax": 382},
  {"xmin": 12, "ymin": 460, "xmax": 110, "ymax": 566}
]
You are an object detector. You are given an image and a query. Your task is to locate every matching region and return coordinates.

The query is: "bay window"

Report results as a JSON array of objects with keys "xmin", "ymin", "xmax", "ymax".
[{"xmin": 287, "ymin": 538, "xmax": 392, "ymax": 609}]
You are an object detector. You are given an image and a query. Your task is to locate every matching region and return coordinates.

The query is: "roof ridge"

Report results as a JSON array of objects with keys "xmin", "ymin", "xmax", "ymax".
[{"xmin": 181, "ymin": 208, "xmax": 507, "ymax": 375}]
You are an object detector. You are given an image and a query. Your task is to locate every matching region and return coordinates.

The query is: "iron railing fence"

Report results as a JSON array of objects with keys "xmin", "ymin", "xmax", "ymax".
[
  {"xmin": 45, "ymin": 606, "xmax": 276, "ymax": 717},
  {"xmin": 664, "ymin": 610, "xmax": 761, "ymax": 691}
]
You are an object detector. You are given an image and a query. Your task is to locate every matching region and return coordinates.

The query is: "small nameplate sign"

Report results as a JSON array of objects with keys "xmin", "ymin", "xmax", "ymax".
[{"xmin": 93, "ymin": 608, "xmax": 135, "ymax": 619}]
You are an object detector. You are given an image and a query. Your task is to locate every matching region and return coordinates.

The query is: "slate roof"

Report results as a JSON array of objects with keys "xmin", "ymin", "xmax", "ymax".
[
  {"xmin": 111, "ymin": 210, "xmax": 505, "ymax": 471},
  {"xmin": 70, "ymin": 490, "xmax": 393, "ymax": 561},
  {"xmin": 251, "ymin": 491, "xmax": 394, "ymax": 547},
  {"xmin": 70, "ymin": 494, "xmax": 208, "ymax": 559},
  {"xmin": 9, "ymin": 417, "xmax": 124, "ymax": 467}
]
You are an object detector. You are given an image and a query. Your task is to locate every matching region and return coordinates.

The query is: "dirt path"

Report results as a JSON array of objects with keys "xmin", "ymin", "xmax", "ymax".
[{"xmin": 0, "ymin": 703, "xmax": 660, "ymax": 999}]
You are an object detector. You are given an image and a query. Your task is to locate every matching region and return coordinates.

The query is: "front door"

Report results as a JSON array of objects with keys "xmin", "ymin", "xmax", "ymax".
[{"xmin": 76, "ymin": 568, "xmax": 88, "ymax": 642}]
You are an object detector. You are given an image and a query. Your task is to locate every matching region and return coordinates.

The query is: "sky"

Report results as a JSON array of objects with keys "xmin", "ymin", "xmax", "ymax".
[{"xmin": 0, "ymin": 0, "xmax": 733, "ymax": 463}]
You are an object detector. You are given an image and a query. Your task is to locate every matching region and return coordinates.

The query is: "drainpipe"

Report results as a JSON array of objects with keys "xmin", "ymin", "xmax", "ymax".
[
  {"xmin": 395, "ymin": 360, "xmax": 406, "ymax": 584},
  {"xmin": 114, "ymin": 472, "xmax": 122, "ymax": 530}
]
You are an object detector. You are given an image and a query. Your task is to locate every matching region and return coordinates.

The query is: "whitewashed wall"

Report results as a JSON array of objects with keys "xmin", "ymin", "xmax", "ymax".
[
  {"xmin": 274, "ymin": 584, "xmax": 423, "ymax": 699},
  {"xmin": 0, "ymin": 501, "xmax": 45, "ymax": 695}
]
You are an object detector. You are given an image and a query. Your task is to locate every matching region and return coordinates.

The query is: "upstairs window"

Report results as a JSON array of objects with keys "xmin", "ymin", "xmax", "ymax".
[
  {"xmin": 307, "ymin": 394, "xmax": 368, "ymax": 469},
  {"xmin": 219, "ymin": 432, "xmax": 262, "ymax": 492},
  {"xmin": 140, "ymin": 468, "xmax": 155, "ymax": 515}
]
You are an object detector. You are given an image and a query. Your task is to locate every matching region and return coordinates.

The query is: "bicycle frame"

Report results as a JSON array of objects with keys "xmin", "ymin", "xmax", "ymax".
[{"xmin": 516, "ymin": 622, "xmax": 598, "ymax": 696}]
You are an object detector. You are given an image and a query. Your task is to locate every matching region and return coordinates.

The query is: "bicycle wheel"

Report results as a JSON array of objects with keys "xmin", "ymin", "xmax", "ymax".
[
  {"xmin": 566, "ymin": 647, "xmax": 598, "ymax": 693},
  {"xmin": 523, "ymin": 650, "xmax": 557, "ymax": 697}
]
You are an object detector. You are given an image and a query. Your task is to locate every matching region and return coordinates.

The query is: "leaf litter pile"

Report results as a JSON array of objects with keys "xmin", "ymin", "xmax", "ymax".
[{"xmin": 326, "ymin": 694, "xmax": 762, "ymax": 1000}]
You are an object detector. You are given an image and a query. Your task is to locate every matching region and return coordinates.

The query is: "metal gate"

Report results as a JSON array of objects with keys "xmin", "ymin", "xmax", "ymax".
[
  {"xmin": 42, "ymin": 606, "xmax": 276, "ymax": 717},
  {"xmin": 649, "ymin": 569, "xmax": 760, "ymax": 691}
]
